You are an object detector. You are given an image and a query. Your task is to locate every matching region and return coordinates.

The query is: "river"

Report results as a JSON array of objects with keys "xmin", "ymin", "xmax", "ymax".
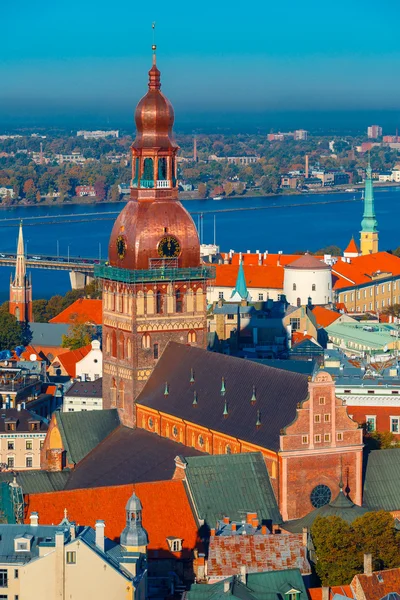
[{"xmin": 0, "ymin": 187, "xmax": 399, "ymax": 300}]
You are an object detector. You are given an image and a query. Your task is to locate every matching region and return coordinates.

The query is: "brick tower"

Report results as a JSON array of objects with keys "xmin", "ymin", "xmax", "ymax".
[
  {"xmin": 97, "ymin": 46, "xmax": 214, "ymax": 427},
  {"xmin": 9, "ymin": 221, "xmax": 32, "ymax": 323}
]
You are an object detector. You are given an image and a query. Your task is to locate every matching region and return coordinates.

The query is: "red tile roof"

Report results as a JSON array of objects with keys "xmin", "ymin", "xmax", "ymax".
[
  {"xmin": 308, "ymin": 585, "xmax": 354, "ymax": 600},
  {"xmin": 230, "ymin": 253, "xmax": 303, "ymax": 267},
  {"xmin": 352, "ymin": 568, "xmax": 400, "ymax": 600},
  {"xmin": 344, "ymin": 237, "xmax": 360, "ymax": 255},
  {"xmin": 24, "ymin": 480, "xmax": 200, "ymax": 558},
  {"xmin": 292, "ymin": 331, "xmax": 313, "ymax": 345},
  {"xmin": 333, "ymin": 252, "xmax": 400, "ymax": 290},
  {"xmin": 207, "ymin": 533, "xmax": 311, "ymax": 577},
  {"xmin": 14, "ymin": 345, "xmax": 44, "ymax": 362},
  {"xmin": 215, "ymin": 264, "xmax": 284, "ymax": 290},
  {"xmin": 49, "ymin": 299, "xmax": 102, "ymax": 325},
  {"xmin": 53, "ymin": 344, "xmax": 92, "ymax": 378},
  {"xmin": 311, "ymin": 306, "xmax": 341, "ymax": 328}
]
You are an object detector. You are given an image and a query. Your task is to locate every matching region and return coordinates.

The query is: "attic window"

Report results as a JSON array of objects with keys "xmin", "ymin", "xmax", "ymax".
[
  {"xmin": 167, "ymin": 538, "xmax": 182, "ymax": 553},
  {"xmin": 29, "ymin": 422, "xmax": 39, "ymax": 431},
  {"xmin": 6, "ymin": 422, "xmax": 15, "ymax": 431},
  {"xmin": 285, "ymin": 589, "xmax": 301, "ymax": 600}
]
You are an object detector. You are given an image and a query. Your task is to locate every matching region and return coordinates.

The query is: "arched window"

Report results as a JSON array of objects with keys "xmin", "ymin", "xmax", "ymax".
[
  {"xmin": 176, "ymin": 290, "xmax": 183, "ymax": 313},
  {"xmin": 158, "ymin": 157, "xmax": 167, "ymax": 180},
  {"xmin": 312, "ymin": 284, "xmax": 316, "ymax": 291},
  {"xmin": 142, "ymin": 333, "xmax": 151, "ymax": 349},
  {"xmin": 142, "ymin": 158, "xmax": 154, "ymax": 183},
  {"xmin": 297, "ymin": 297, "xmax": 301, "ymax": 308},
  {"xmin": 153, "ymin": 343, "xmax": 159, "ymax": 360},
  {"xmin": 111, "ymin": 378, "xmax": 117, "ymax": 407},
  {"xmin": 156, "ymin": 290, "xmax": 163, "ymax": 314},
  {"xmin": 106, "ymin": 334, "xmax": 111, "ymax": 354},
  {"xmin": 188, "ymin": 331, "xmax": 197, "ymax": 344},
  {"xmin": 111, "ymin": 331, "xmax": 117, "ymax": 358},
  {"xmin": 118, "ymin": 380, "xmax": 124, "ymax": 409},
  {"xmin": 293, "ymin": 283, "xmax": 296, "ymax": 291},
  {"xmin": 118, "ymin": 332, "xmax": 125, "ymax": 360},
  {"xmin": 127, "ymin": 338, "xmax": 132, "ymax": 359},
  {"xmin": 15, "ymin": 307, "xmax": 20, "ymax": 321}
]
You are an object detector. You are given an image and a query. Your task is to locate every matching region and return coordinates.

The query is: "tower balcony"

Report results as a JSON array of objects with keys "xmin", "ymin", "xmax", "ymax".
[
  {"xmin": 131, "ymin": 179, "xmax": 172, "ymax": 190},
  {"xmin": 95, "ymin": 263, "xmax": 215, "ymax": 284}
]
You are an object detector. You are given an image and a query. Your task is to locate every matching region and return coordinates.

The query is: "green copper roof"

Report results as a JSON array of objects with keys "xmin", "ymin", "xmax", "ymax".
[
  {"xmin": 283, "ymin": 488, "xmax": 368, "ymax": 533},
  {"xmin": 57, "ymin": 409, "xmax": 120, "ymax": 465},
  {"xmin": 361, "ymin": 158, "xmax": 378, "ymax": 233},
  {"xmin": 185, "ymin": 569, "xmax": 307, "ymax": 600},
  {"xmin": 363, "ymin": 448, "xmax": 400, "ymax": 511},
  {"xmin": 183, "ymin": 452, "xmax": 282, "ymax": 528},
  {"xmin": 230, "ymin": 262, "xmax": 249, "ymax": 300}
]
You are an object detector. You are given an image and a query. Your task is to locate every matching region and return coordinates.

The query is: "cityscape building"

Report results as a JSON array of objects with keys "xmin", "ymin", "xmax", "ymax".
[
  {"xmin": 97, "ymin": 48, "xmax": 214, "ymax": 427},
  {"xmin": 9, "ymin": 222, "xmax": 32, "ymax": 323},
  {"xmin": 367, "ymin": 125, "xmax": 382, "ymax": 139}
]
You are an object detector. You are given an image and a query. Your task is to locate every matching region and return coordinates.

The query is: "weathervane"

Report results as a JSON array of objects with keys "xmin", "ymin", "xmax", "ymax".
[{"xmin": 152, "ymin": 22, "xmax": 157, "ymax": 63}]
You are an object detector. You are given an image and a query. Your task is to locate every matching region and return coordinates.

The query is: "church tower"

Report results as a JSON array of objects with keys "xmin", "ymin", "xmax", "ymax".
[
  {"xmin": 360, "ymin": 157, "xmax": 379, "ymax": 255},
  {"xmin": 9, "ymin": 221, "xmax": 32, "ymax": 323},
  {"xmin": 97, "ymin": 45, "xmax": 214, "ymax": 427}
]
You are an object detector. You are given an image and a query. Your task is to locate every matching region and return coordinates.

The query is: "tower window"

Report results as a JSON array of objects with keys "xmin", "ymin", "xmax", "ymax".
[
  {"xmin": 142, "ymin": 333, "xmax": 151, "ymax": 349},
  {"xmin": 156, "ymin": 291, "xmax": 163, "ymax": 314},
  {"xmin": 158, "ymin": 157, "xmax": 167, "ymax": 180},
  {"xmin": 293, "ymin": 283, "xmax": 296, "ymax": 291},
  {"xmin": 111, "ymin": 331, "xmax": 117, "ymax": 358},
  {"xmin": 312, "ymin": 284, "xmax": 316, "ymax": 291},
  {"xmin": 142, "ymin": 157, "xmax": 154, "ymax": 183},
  {"xmin": 176, "ymin": 290, "xmax": 183, "ymax": 313},
  {"xmin": 153, "ymin": 343, "xmax": 159, "ymax": 360},
  {"xmin": 188, "ymin": 331, "xmax": 197, "ymax": 344}
]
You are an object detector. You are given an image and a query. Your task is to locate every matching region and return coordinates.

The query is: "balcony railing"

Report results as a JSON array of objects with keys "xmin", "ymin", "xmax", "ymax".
[
  {"xmin": 156, "ymin": 180, "xmax": 170, "ymax": 188},
  {"xmin": 95, "ymin": 263, "xmax": 216, "ymax": 284}
]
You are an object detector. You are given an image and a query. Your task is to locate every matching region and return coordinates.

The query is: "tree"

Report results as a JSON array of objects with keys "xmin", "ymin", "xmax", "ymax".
[
  {"xmin": 197, "ymin": 182, "xmax": 207, "ymax": 198},
  {"xmin": 353, "ymin": 511, "xmax": 400, "ymax": 571},
  {"xmin": 94, "ymin": 177, "xmax": 106, "ymax": 201},
  {"xmin": 44, "ymin": 295, "xmax": 65, "ymax": 321},
  {"xmin": 32, "ymin": 299, "xmax": 49, "ymax": 323},
  {"xmin": 0, "ymin": 312, "xmax": 31, "ymax": 351},
  {"xmin": 382, "ymin": 304, "xmax": 400, "ymax": 319},
  {"xmin": 314, "ymin": 245, "xmax": 342, "ymax": 256},
  {"xmin": 62, "ymin": 319, "xmax": 97, "ymax": 350},
  {"xmin": 311, "ymin": 516, "xmax": 360, "ymax": 586}
]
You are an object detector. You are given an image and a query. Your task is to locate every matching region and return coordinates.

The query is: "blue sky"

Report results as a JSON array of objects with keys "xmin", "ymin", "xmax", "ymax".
[{"xmin": 1, "ymin": 0, "xmax": 399, "ymax": 126}]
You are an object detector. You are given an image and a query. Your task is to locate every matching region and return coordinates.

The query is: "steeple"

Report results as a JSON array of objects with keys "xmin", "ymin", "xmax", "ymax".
[
  {"xmin": 9, "ymin": 221, "xmax": 32, "ymax": 323},
  {"xmin": 230, "ymin": 262, "xmax": 251, "ymax": 302},
  {"xmin": 360, "ymin": 156, "xmax": 379, "ymax": 255},
  {"xmin": 120, "ymin": 492, "xmax": 149, "ymax": 553}
]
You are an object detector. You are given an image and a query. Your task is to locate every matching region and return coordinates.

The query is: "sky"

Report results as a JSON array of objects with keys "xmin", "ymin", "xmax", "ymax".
[{"xmin": 1, "ymin": 0, "xmax": 399, "ymax": 130}]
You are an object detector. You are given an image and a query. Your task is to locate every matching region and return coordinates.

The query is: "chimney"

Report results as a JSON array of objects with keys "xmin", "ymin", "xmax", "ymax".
[
  {"xmin": 17, "ymin": 403, "xmax": 21, "ymax": 412},
  {"xmin": 239, "ymin": 252, "xmax": 243, "ymax": 264},
  {"xmin": 9, "ymin": 398, "xmax": 13, "ymax": 409},
  {"xmin": 261, "ymin": 525, "xmax": 267, "ymax": 535},
  {"xmin": 224, "ymin": 580, "xmax": 230, "ymax": 593},
  {"xmin": 1, "ymin": 403, "xmax": 5, "ymax": 410},
  {"xmin": 258, "ymin": 253, "xmax": 262, "ymax": 266},
  {"xmin": 302, "ymin": 527, "xmax": 308, "ymax": 546},
  {"xmin": 29, "ymin": 512, "xmax": 39, "ymax": 526},
  {"xmin": 305, "ymin": 154, "xmax": 309, "ymax": 179},
  {"xmin": 322, "ymin": 587, "xmax": 330, "ymax": 600},
  {"xmin": 224, "ymin": 253, "xmax": 229, "ymax": 264},
  {"xmin": 95, "ymin": 520, "xmax": 105, "ymax": 553},
  {"xmin": 223, "ymin": 516, "xmax": 230, "ymax": 524},
  {"xmin": 210, "ymin": 528, "xmax": 216, "ymax": 537},
  {"xmin": 231, "ymin": 523, "xmax": 237, "ymax": 532},
  {"xmin": 70, "ymin": 524, "xmax": 76, "ymax": 540},
  {"xmin": 240, "ymin": 565, "xmax": 247, "ymax": 584},
  {"xmin": 246, "ymin": 512, "xmax": 257, "ymax": 525},
  {"xmin": 364, "ymin": 553, "xmax": 373, "ymax": 576},
  {"xmin": 252, "ymin": 518, "xmax": 259, "ymax": 528}
]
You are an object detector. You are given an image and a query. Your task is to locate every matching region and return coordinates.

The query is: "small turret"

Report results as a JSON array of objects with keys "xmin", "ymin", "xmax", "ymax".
[{"xmin": 120, "ymin": 492, "xmax": 149, "ymax": 553}]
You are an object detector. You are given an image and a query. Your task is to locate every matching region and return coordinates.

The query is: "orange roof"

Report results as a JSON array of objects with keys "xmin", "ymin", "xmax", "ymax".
[
  {"xmin": 215, "ymin": 264, "xmax": 284, "ymax": 290},
  {"xmin": 344, "ymin": 237, "xmax": 360, "ymax": 254},
  {"xmin": 333, "ymin": 252, "xmax": 400, "ymax": 290},
  {"xmin": 24, "ymin": 480, "xmax": 200, "ymax": 558},
  {"xmin": 292, "ymin": 331, "xmax": 313, "ymax": 344},
  {"xmin": 229, "ymin": 253, "xmax": 304, "ymax": 267},
  {"xmin": 50, "ymin": 299, "xmax": 102, "ymax": 325},
  {"xmin": 14, "ymin": 345, "xmax": 43, "ymax": 362},
  {"xmin": 312, "ymin": 306, "xmax": 341, "ymax": 328},
  {"xmin": 54, "ymin": 344, "xmax": 92, "ymax": 378},
  {"xmin": 308, "ymin": 585, "xmax": 354, "ymax": 600},
  {"xmin": 352, "ymin": 568, "xmax": 400, "ymax": 600}
]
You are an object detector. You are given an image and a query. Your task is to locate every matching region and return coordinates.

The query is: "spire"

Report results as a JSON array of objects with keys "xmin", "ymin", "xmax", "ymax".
[
  {"xmin": 251, "ymin": 385, "xmax": 256, "ymax": 404},
  {"xmin": 223, "ymin": 398, "xmax": 228, "ymax": 417},
  {"xmin": 361, "ymin": 155, "xmax": 378, "ymax": 234},
  {"xmin": 149, "ymin": 22, "xmax": 161, "ymax": 90},
  {"xmin": 120, "ymin": 492, "xmax": 149, "ymax": 551},
  {"xmin": 14, "ymin": 221, "xmax": 26, "ymax": 287},
  {"xmin": 230, "ymin": 262, "xmax": 251, "ymax": 302}
]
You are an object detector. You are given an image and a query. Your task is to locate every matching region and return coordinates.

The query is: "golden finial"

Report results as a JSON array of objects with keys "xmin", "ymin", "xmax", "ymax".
[{"xmin": 152, "ymin": 22, "xmax": 157, "ymax": 64}]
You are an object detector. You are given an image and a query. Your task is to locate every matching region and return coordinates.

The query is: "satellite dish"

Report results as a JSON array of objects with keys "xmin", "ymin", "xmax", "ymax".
[{"xmin": 29, "ymin": 354, "xmax": 37, "ymax": 362}]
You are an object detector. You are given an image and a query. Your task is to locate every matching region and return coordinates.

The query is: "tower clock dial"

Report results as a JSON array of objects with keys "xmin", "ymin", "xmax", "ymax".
[
  {"xmin": 116, "ymin": 235, "xmax": 127, "ymax": 260},
  {"xmin": 157, "ymin": 235, "xmax": 181, "ymax": 258}
]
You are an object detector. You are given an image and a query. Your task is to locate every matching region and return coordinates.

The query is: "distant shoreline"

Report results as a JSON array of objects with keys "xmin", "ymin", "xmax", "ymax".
[{"xmin": 1, "ymin": 181, "xmax": 399, "ymax": 210}]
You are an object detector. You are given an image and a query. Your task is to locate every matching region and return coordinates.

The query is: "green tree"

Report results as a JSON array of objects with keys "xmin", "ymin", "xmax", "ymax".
[
  {"xmin": 314, "ymin": 245, "xmax": 342, "ymax": 256},
  {"xmin": 62, "ymin": 321, "xmax": 96, "ymax": 350},
  {"xmin": 32, "ymin": 299, "xmax": 49, "ymax": 323},
  {"xmin": 0, "ymin": 312, "xmax": 31, "ymax": 351},
  {"xmin": 197, "ymin": 182, "xmax": 207, "ymax": 198},
  {"xmin": 382, "ymin": 304, "xmax": 400, "ymax": 319},
  {"xmin": 44, "ymin": 295, "xmax": 65, "ymax": 321},
  {"xmin": 311, "ymin": 516, "xmax": 360, "ymax": 586},
  {"xmin": 353, "ymin": 511, "xmax": 400, "ymax": 571}
]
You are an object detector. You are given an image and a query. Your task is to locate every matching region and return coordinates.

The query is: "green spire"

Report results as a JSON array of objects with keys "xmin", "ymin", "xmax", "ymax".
[
  {"xmin": 361, "ymin": 155, "xmax": 378, "ymax": 233},
  {"xmin": 256, "ymin": 410, "xmax": 261, "ymax": 428},
  {"xmin": 190, "ymin": 368, "xmax": 195, "ymax": 384},
  {"xmin": 220, "ymin": 377, "xmax": 226, "ymax": 396},
  {"xmin": 251, "ymin": 385, "xmax": 256, "ymax": 404},
  {"xmin": 164, "ymin": 382, "xmax": 169, "ymax": 396},
  {"xmin": 193, "ymin": 390, "xmax": 198, "ymax": 406},
  {"xmin": 223, "ymin": 398, "xmax": 228, "ymax": 417},
  {"xmin": 230, "ymin": 262, "xmax": 249, "ymax": 301}
]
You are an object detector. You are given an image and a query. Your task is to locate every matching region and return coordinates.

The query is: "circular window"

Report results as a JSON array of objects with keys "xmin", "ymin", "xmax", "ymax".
[
  {"xmin": 225, "ymin": 445, "xmax": 232, "ymax": 455},
  {"xmin": 198, "ymin": 435, "xmax": 204, "ymax": 447},
  {"xmin": 148, "ymin": 417, "xmax": 154, "ymax": 429},
  {"xmin": 172, "ymin": 426, "xmax": 178, "ymax": 439},
  {"xmin": 310, "ymin": 484, "xmax": 331, "ymax": 508},
  {"xmin": 94, "ymin": 359, "xmax": 98, "ymax": 364}
]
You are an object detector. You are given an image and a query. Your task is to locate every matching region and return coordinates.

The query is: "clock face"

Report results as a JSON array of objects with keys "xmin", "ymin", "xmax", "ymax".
[
  {"xmin": 116, "ymin": 235, "xmax": 127, "ymax": 260},
  {"xmin": 157, "ymin": 235, "xmax": 181, "ymax": 258}
]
